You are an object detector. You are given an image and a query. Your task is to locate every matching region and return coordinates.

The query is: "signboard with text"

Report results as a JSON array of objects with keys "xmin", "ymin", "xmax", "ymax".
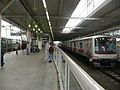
[{"xmin": 11, "ymin": 32, "xmax": 21, "ymax": 36}]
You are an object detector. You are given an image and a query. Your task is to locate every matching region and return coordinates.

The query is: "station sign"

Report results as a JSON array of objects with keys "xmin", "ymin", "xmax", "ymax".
[{"xmin": 11, "ymin": 32, "xmax": 21, "ymax": 36}]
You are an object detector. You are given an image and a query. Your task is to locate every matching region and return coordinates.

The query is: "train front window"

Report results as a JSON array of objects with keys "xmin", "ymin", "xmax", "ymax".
[{"xmin": 95, "ymin": 37, "xmax": 116, "ymax": 54}]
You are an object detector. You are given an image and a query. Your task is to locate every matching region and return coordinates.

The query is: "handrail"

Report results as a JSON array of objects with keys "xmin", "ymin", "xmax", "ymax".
[{"xmin": 55, "ymin": 46, "xmax": 105, "ymax": 90}]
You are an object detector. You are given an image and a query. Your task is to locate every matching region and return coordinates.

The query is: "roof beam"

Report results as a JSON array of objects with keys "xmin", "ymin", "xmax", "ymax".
[
  {"xmin": 19, "ymin": 0, "xmax": 44, "ymax": 32},
  {"xmin": 53, "ymin": 26, "xmax": 83, "ymax": 29},
  {"xmin": 3, "ymin": 15, "xmax": 100, "ymax": 20},
  {"xmin": 86, "ymin": 25, "xmax": 120, "ymax": 36},
  {"xmin": 1, "ymin": 0, "xmax": 15, "ymax": 14},
  {"xmin": 50, "ymin": 16, "xmax": 100, "ymax": 20},
  {"xmin": 57, "ymin": 0, "xmax": 63, "ymax": 25}
]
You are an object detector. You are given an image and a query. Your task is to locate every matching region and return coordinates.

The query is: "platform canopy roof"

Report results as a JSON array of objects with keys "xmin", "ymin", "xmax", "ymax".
[{"xmin": 0, "ymin": 0, "xmax": 120, "ymax": 41}]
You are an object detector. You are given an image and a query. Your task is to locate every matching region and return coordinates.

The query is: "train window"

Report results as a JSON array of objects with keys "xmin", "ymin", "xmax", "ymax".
[
  {"xmin": 70, "ymin": 43, "xmax": 72, "ymax": 47},
  {"xmin": 74, "ymin": 42, "xmax": 76, "ymax": 47},
  {"xmin": 79, "ymin": 42, "xmax": 83, "ymax": 48},
  {"xmin": 95, "ymin": 37, "xmax": 116, "ymax": 54},
  {"xmin": 69, "ymin": 43, "xmax": 70, "ymax": 47}
]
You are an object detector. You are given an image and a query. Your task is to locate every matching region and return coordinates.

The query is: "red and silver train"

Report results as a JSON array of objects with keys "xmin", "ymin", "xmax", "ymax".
[{"xmin": 64, "ymin": 35, "xmax": 118, "ymax": 67}]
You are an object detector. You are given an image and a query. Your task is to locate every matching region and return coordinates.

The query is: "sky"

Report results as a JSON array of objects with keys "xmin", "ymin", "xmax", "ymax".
[
  {"xmin": 62, "ymin": 0, "xmax": 109, "ymax": 33},
  {"xmin": 1, "ymin": 20, "xmax": 26, "ymax": 40}
]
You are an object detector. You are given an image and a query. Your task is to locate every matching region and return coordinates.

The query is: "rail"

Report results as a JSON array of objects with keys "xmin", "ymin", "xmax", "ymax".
[{"xmin": 54, "ymin": 46, "xmax": 105, "ymax": 90}]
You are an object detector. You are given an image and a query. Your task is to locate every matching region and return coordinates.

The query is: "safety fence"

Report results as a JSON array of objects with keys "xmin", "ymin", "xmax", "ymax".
[
  {"xmin": 117, "ymin": 47, "xmax": 120, "ymax": 61},
  {"xmin": 54, "ymin": 46, "xmax": 105, "ymax": 90}
]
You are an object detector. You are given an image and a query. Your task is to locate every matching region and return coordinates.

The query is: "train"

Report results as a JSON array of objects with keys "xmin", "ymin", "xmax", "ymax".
[
  {"xmin": 1, "ymin": 38, "xmax": 26, "ymax": 52},
  {"xmin": 63, "ymin": 35, "xmax": 118, "ymax": 67}
]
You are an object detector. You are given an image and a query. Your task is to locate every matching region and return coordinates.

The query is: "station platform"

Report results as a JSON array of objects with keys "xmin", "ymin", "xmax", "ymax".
[{"xmin": 0, "ymin": 49, "xmax": 58, "ymax": 90}]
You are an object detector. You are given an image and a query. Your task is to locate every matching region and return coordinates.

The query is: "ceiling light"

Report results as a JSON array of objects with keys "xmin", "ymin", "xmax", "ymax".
[
  {"xmin": 42, "ymin": 0, "xmax": 54, "ymax": 40},
  {"xmin": 46, "ymin": 11, "xmax": 50, "ymax": 21},
  {"xmin": 38, "ymin": 28, "xmax": 40, "ymax": 31},
  {"xmin": 35, "ymin": 25, "xmax": 37, "ymax": 28},
  {"xmin": 28, "ymin": 24, "xmax": 31, "ymax": 27},
  {"xmin": 33, "ymin": 28, "xmax": 35, "ymax": 31},
  {"xmin": 48, "ymin": 21, "xmax": 51, "ymax": 27},
  {"xmin": 50, "ymin": 26, "xmax": 52, "ymax": 30},
  {"xmin": 42, "ymin": 0, "xmax": 47, "ymax": 8}
]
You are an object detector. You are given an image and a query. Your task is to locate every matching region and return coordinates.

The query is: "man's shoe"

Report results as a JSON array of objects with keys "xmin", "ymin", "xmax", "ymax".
[
  {"xmin": 1, "ymin": 63, "xmax": 4, "ymax": 67},
  {"xmin": 49, "ymin": 60, "xmax": 52, "ymax": 63}
]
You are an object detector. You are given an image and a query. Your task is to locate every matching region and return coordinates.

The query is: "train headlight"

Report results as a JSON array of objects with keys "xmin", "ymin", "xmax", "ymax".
[
  {"xmin": 89, "ymin": 56, "xmax": 99, "ymax": 62},
  {"xmin": 89, "ymin": 58, "xmax": 93, "ymax": 62}
]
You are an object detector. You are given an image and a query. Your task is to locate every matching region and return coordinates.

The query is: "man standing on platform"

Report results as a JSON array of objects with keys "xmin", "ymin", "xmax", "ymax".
[
  {"xmin": 1, "ymin": 42, "xmax": 5, "ymax": 67},
  {"xmin": 48, "ymin": 42, "xmax": 54, "ymax": 63},
  {"xmin": 15, "ymin": 42, "xmax": 19, "ymax": 54}
]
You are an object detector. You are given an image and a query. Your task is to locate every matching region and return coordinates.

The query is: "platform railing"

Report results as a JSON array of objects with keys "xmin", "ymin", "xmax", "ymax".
[
  {"xmin": 117, "ymin": 47, "xmax": 120, "ymax": 61},
  {"xmin": 54, "ymin": 46, "xmax": 105, "ymax": 90}
]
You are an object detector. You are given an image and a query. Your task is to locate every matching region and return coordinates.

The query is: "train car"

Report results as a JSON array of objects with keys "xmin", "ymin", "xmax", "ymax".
[
  {"xmin": 64, "ymin": 35, "xmax": 118, "ymax": 67},
  {"xmin": 1, "ymin": 38, "xmax": 22, "ymax": 52}
]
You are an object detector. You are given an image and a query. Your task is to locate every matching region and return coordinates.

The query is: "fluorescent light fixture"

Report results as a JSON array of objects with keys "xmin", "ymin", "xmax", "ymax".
[
  {"xmin": 50, "ymin": 26, "xmax": 52, "ymax": 30},
  {"xmin": 48, "ymin": 21, "xmax": 51, "ymax": 27},
  {"xmin": 46, "ymin": 11, "xmax": 50, "ymax": 21},
  {"xmin": 42, "ymin": 0, "xmax": 54, "ymax": 39},
  {"xmin": 62, "ymin": 0, "xmax": 110, "ymax": 33},
  {"xmin": 42, "ymin": 0, "xmax": 47, "ymax": 8}
]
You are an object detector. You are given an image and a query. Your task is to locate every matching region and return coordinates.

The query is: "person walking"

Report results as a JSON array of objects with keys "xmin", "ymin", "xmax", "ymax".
[
  {"xmin": 26, "ymin": 42, "xmax": 30, "ymax": 55},
  {"xmin": 48, "ymin": 43, "xmax": 54, "ymax": 63},
  {"xmin": 21, "ymin": 41, "xmax": 26, "ymax": 53}
]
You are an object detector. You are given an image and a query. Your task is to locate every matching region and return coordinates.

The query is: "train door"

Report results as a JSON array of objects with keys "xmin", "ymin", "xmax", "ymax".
[
  {"xmin": 7, "ymin": 39, "xmax": 12, "ymax": 52},
  {"xmin": 84, "ymin": 39, "xmax": 92, "ymax": 57},
  {"xmin": 67, "ymin": 43, "xmax": 69, "ymax": 49},
  {"xmin": 73, "ymin": 41, "xmax": 76, "ymax": 52},
  {"xmin": 71, "ymin": 42, "xmax": 74, "ymax": 51},
  {"xmin": 76, "ymin": 41, "xmax": 79, "ymax": 53},
  {"xmin": 84, "ymin": 39, "xmax": 87, "ymax": 55},
  {"xmin": 69, "ymin": 42, "xmax": 72, "ymax": 50},
  {"xmin": 78, "ymin": 40, "xmax": 84, "ymax": 54},
  {"xmin": 87, "ymin": 39, "xmax": 92, "ymax": 57}
]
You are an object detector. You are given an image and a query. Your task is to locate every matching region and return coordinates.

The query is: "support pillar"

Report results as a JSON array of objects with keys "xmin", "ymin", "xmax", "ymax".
[
  {"xmin": 0, "ymin": 15, "xmax": 1, "ymax": 62},
  {"xmin": 37, "ymin": 36, "xmax": 42, "ymax": 50},
  {"xmin": 36, "ymin": 36, "xmax": 38, "ymax": 46},
  {"xmin": 26, "ymin": 30, "xmax": 32, "ymax": 54}
]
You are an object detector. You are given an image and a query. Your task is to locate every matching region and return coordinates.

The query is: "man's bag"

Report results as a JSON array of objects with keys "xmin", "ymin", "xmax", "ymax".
[{"xmin": 48, "ymin": 45, "xmax": 54, "ymax": 53}]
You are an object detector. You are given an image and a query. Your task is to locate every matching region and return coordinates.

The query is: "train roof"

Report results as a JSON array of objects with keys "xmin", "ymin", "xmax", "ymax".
[{"xmin": 67, "ymin": 35, "xmax": 114, "ymax": 42}]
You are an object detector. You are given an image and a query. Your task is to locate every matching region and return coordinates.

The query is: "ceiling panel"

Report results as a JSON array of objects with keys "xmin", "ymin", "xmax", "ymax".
[{"xmin": 1, "ymin": 0, "xmax": 120, "ymax": 41}]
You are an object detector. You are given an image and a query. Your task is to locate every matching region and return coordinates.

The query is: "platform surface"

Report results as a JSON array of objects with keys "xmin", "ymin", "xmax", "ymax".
[{"xmin": 0, "ymin": 50, "xmax": 58, "ymax": 90}]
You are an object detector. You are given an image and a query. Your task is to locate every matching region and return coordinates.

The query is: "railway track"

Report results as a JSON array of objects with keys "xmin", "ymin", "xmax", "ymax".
[
  {"xmin": 61, "ymin": 47, "xmax": 120, "ymax": 89},
  {"xmin": 99, "ymin": 68, "xmax": 120, "ymax": 84}
]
